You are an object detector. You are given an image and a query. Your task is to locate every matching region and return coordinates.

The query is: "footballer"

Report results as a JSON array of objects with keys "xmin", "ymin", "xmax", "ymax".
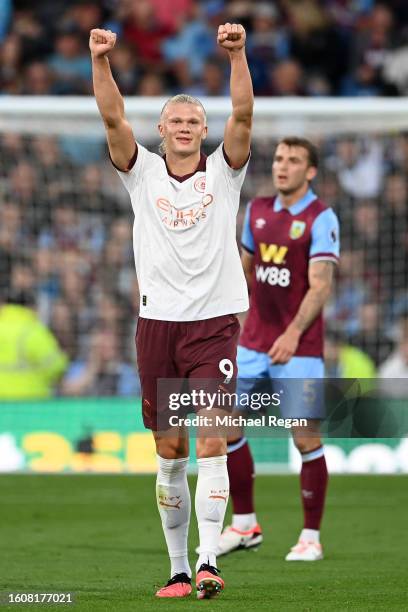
[
  {"xmin": 90, "ymin": 23, "xmax": 253, "ymax": 599},
  {"xmin": 218, "ymin": 137, "xmax": 340, "ymax": 561}
]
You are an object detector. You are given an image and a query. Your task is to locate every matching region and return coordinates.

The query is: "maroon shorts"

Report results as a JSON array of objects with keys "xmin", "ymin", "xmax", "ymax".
[{"xmin": 136, "ymin": 314, "xmax": 240, "ymax": 431}]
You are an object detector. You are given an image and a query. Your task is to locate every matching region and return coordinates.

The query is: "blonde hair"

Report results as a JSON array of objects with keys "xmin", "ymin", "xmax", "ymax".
[{"xmin": 159, "ymin": 94, "xmax": 207, "ymax": 155}]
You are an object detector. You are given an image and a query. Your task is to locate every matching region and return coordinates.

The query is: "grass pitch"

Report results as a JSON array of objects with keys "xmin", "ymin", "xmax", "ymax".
[{"xmin": 0, "ymin": 474, "xmax": 407, "ymax": 611}]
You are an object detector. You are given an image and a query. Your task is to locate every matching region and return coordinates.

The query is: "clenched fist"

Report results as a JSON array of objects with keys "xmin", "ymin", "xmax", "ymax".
[
  {"xmin": 89, "ymin": 28, "xmax": 116, "ymax": 58},
  {"xmin": 217, "ymin": 23, "xmax": 246, "ymax": 52}
]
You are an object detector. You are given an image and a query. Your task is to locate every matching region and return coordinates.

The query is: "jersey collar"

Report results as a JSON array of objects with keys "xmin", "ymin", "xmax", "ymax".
[
  {"xmin": 163, "ymin": 152, "xmax": 207, "ymax": 182},
  {"xmin": 274, "ymin": 189, "xmax": 317, "ymax": 215}
]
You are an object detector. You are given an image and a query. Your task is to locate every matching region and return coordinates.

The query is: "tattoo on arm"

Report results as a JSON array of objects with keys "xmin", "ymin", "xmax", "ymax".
[{"xmin": 291, "ymin": 261, "xmax": 334, "ymax": 334}]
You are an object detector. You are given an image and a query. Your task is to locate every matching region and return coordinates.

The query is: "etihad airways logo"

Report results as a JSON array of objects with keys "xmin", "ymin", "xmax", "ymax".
[{"xmin": 156, "ymin": 194, "xmax": 214, "ymax": 229}]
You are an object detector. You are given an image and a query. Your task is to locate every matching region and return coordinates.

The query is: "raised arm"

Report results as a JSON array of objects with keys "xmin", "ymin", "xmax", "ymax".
[
  {"xmin": 218, "ymin": 23, "xmax": 253, "ymax": 169},
  {"xmin": 90, "ymin": 29, "xmax": 135, "ymax": 171}
]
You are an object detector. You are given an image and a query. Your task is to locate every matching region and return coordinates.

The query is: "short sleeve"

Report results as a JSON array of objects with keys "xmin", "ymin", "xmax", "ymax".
[
  {"xmin": 114, "ymin": 143, "xmax": 158, "ymax": 194},
  {"xmin": 210, "ymin": 143, "xmax": 250, "ymax": 192},
  {"xmin": 241, "ymin": 201, "xmax": 255, "ymax": 253},
  {"xmin": 309, "ymin": 208, "xmax": 340, "ymax": 264}
]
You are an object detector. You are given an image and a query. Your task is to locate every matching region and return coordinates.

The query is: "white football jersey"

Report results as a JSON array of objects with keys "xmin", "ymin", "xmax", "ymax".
[{"xmin": 115, "ymin": 142, "xmax": 249, "ymax": 321}]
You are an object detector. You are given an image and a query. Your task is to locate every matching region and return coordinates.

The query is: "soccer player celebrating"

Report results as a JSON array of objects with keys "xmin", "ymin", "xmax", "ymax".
[
  {"xmin": 219, "ymin": 138, "xmax": 339, "ymax": 561},
  {"xmin": 90, "ymin": 24, "xmax": 253, "ymax": 598}
]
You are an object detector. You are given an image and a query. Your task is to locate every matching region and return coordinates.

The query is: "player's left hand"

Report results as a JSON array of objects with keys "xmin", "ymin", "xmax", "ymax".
[
  {"xmin": 268, "ymin": 327, "xmax": 301, "ymax": 364},
  {"xmin": 217, "ymin": 23, "xmax": 246, "ymax": 52}
]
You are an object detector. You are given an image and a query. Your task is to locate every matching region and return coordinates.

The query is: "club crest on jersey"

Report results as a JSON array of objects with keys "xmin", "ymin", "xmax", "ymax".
[
  {"xmin": 194, "ymin": 176, "xmax": 206, "ymax": 193},
  {"xmin": 255, "ymin": 218, "xmax": 266, "ymax": 229},
  {"xmin": 289, "ymin": 220, "xmax": 306, "ymax": 240}
]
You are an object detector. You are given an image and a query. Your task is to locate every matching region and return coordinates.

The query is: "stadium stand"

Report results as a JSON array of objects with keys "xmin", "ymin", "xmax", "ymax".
[{"xmin": 1, "ymin": 1, "xmax": 408, "ymax": 396}]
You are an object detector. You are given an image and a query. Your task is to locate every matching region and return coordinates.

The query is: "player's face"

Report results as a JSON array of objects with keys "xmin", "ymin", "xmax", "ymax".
[
  {"xmin": 272, "ymin": 144, "xmax": 317, "ymax": 195},
  {"xmin": 158, "ymin": 103, "xmax": 207, "ymax": 156}
]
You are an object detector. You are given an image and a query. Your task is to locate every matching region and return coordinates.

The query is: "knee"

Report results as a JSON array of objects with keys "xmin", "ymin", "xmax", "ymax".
[
  {"xmin": 155, "ymin": 436, "xmax": 189, "ymax": 459},
  {"xmin": 293, "ymin": 435, "xmax": 321, "ymax": 454},
  {"xmin": 196, "ymin": 437, "xmax": 227, "ymax": 459},
  {"xmin": 226, "ymin": 419, "xmax": 244, "ymax": 444}
]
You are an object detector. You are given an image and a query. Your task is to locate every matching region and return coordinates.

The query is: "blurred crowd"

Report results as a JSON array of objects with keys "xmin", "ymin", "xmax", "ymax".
[
  {"xmin": 1, "ymin": 0, "xmax": 408, "ymax": 398},
  {"xmin": 2, "ymin": 0, "xmax": 408, "ymax": 97},
  {"xmin": 1, "ymin": 129, "xmax": 408, "ymax": 397}
]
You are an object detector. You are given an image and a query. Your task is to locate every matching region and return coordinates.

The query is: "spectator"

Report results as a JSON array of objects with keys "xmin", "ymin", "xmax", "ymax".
[
  {"xmin": 61, "ymin": 328, "xmax": 139, "ymax": 397},
  {"xmin": 8, "ymin": 160, "xmax": 38, "ymax": 205},
  {"xmin": 347, "ymin": 174, "xmax": 407, "ymax": 308},
  {"xmin": 247, "ymin": 2, "xmax": 287, "ymax": 95},
  {"xmin": 326, "ymin": 0, "xmax": 374, "ymax": 29},
  {"xmin": 109, "ymin": 42, "xmax": 140, "ymax": 95},
  {"xmin": 0, "ymin": 199, "xmax": 23, "ymax": 294},
  {"xmin": 188, "ymin": 58, "xmax": 229, "ymax": 96},
  {"xmin": 38, "ymin": 195, "xmax": 104, "ymax": 257},
  {"xmin": 9, "ymin": 257, "xmax": 36, "ymax": 296},
  {"xmin": 50, "ymin": 298, "xmax": 78, "ymax": 360},
  {"xmin": 0, "ymin": 0, "xmax": 408, "ymax": 98},
  {"xmin": 7, "ymin": 160, "xmax": 51, "ymax": 234},
  {"xmin": 283, "ymin": 0, "xmax": 347, "ymax": 94},
  {"xmin": 0, "ymin": 289, "xmax": 68, "ymax": 399},
  {"xmin": 77, "ymin": 163, "xmax": 119, "ymax": 219},
  {"xmin": 0, "ymin": 133, "xmax": 26, "ymax": 177},
  {"xmin": 328, "ymin": 248, "xmax": 372, "ymax": 336},
  {"xmin": 0, "ymin": 201, "xmax": 25, "ymax": 259},
  {"xmin": 345, "ymin": 3, "xmax": 398, "ymax": 96},
  {"xmin": 379, "ymin": 315, "xmax": 408, "ymax": 397},
  {"xmin": 352, "ymin": 200, "xmax": 380, "ymax": 276},
  {"xmin": 68, "ymin": 1, "xmax": 105, "ymax": 41},
  {"xmin": 268, "ymin": 59, "xmax": 305, "ymax": 96},
  {"xmin": 12, "ymin": 9, "xmax": 51, "ymax": 65},
  {"xmin": 122, "ymin": 0, "xmax": 173, "ymax": 71},
  {"xmin": 93, "ymin": 292, "xmax": 129, "ymax": 340},
  {"xmin": 137, "ymin": 72, "xmax": 166, "ymax": 96},
  {"xmin": 330, "ymin": 137, "xmax": 384, "ymax": 199},
  {"xmin": 100, "ymin": 250, "xmax": 133, "ymax": 298},
  {"xmin": 162, "ymin": 1, "xmax": 215, "ymax": 81},
  {"xmin": 0, "ymin": 0, "xmax": 12, "ymax": 42},
  {"xmin": 383, "ymin": 173, "xmax": 407, "ymax": 215},
  {"xmin": 31, "ymin": 135, "xmax": 72, "ymax": 186},
  {"xmin": 0, "ymin": 33, "xmax": 21, "ymax": 93},
  {"xmin": 34, "ymin": 247, "xmax": 60, "ymax": 321},
  {"xmin": 22, "ymin": 61, "xmax": 55, "ymax": 95},
  {"xmin": 59, "ymin": 264, "xmax": 94, "ymax": 344},
  {"xmin": 349, "ymin": 302, "xmax": 393, "ymax": 366},
  {"xmin": 151, "ymin": 0, "xmax": 193, "ymax": 31},
  {"xmin": 47, "ymin": 23, "xmax": 92, "ymax": 94},
  {"xmin": 324, "ymin": 328, "xmax": 376, "ymax": 378}
]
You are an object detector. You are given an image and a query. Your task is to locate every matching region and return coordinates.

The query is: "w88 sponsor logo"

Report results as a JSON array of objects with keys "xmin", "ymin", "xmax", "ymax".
[{"xmin": 255, "ymin": 264, "xmax": 291, "ymax": 287}]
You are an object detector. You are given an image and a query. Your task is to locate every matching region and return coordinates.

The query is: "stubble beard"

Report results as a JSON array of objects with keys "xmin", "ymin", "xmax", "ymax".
[{"xmin": 275, "ymin": 178, "xmax": 306, "ymax": 197}]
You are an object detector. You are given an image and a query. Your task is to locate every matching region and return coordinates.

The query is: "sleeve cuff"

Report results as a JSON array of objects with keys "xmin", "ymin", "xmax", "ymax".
[
  {"xmin": 109, "ymin": 143, "xmax": 138, "ymax": 172},
  {"xmin": 309, "ymin": 253, "xmax": 339, "ymax": 264},
  {"xmin": 241, "ymin": 242, "xmax": 255, "ymax": 254},
  {"xmin": 222, "ymin": 144, "xmax": 251, "ymax": 170}
]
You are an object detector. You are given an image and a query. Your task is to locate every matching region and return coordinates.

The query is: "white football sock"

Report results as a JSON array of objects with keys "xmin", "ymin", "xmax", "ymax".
[
  {"xmin": 300, "ymin": 528, "xmax": 320, "ymax": 543},
  {"xmin": 232, "ymin": 512, "xmax": 258, "ymax": 531},
  {"xmin": 195, "ymin": 455, "xmax": 229, "ymax": 572},
  {"xmin": 156, "ymin": 455, "xmax": 191, "ymax": 578}
]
